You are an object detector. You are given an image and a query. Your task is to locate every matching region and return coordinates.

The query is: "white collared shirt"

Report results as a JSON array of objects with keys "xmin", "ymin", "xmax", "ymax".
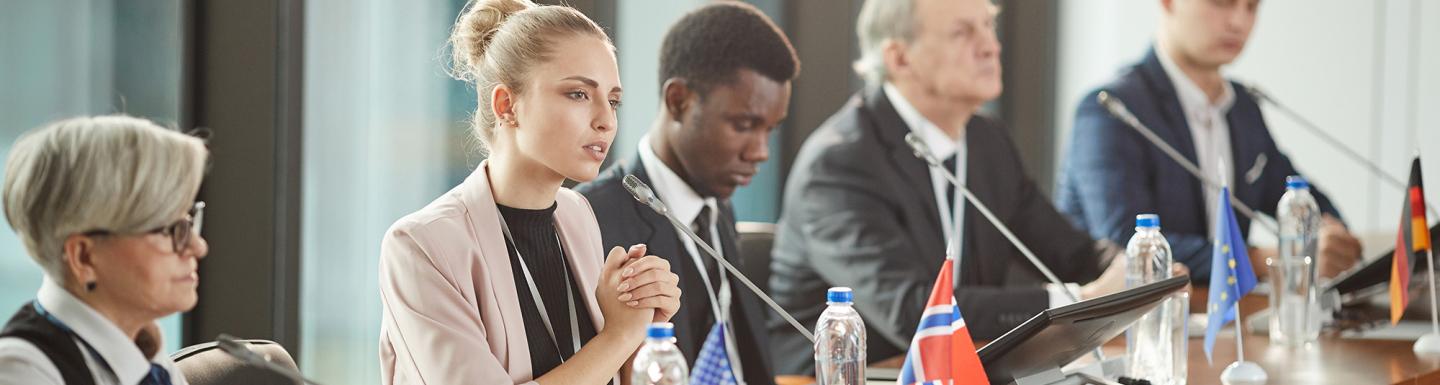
[
  {"xmin": 0, "ymin": 277, "xmax": 189, "ymax": 385},
  {"xmin": 637, "ymin": 134, "xmax": 745, "ymax": 383},
  {"xmin": 1157, "ymin": 46, "xmax": 1236, "ymax": 237},
  {"xmin": 884, "ymin": 83, "xmax": 968, "ymax": 259},
  {"xmin": 639, "ymin": 135, "xmax": 720, "ymax": 245},
  {"xmin": 884, "ymin": 83, "xmax": 1081, "ymax": 307}
]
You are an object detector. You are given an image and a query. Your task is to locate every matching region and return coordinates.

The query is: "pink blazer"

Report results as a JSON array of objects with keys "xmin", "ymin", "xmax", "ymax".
[{"xmin": 379, "ymin": 161, "xmax": 614, "ymax": 385}]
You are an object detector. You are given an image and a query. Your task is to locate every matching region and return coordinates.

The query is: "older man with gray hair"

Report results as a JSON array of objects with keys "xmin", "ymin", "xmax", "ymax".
[
  {"xmin": 768, "ymin": 0, "xmax": 1134, "ymax": 373},
  {"xmin": 0, "ymin": 115, "xmax": 209, "ymax": 384}
]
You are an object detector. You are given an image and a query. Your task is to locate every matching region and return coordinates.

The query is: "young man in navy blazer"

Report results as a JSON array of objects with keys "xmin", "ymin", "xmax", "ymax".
[
  {"xmin": 1056, "ymin": 0, "xmax": 1362, "ymax": 283},
  {"xmin": 575, "ymin": 3, "xmax": 798, "ymax": 384}
]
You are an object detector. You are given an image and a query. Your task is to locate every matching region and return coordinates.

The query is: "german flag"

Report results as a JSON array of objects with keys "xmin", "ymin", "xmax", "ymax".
[{"xmin": 1392, "ymin": 156, "xmax": 1431, "ymax": 324}]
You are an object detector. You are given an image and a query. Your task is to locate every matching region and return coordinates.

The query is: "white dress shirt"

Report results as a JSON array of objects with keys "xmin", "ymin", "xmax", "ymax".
[
  {"xmin": 637, "ymin": 135, "xmax": 745, "ymax": 383},
  {"xmin": 884, "ymin": 83, "xmax": 968, "ymax": 258},
  {"xmin": 1157, "ymin": 46, "xmax": 1236, "ymax": 237},
  {"xmin": 0, "ymin": 277, "xmax": 189, "ymax": 385},
  {"xmin": 884, "ymin": 83, "xmax": 1080, "ymax": 307}
]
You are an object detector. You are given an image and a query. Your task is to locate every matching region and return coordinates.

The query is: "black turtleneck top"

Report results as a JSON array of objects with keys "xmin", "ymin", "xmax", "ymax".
[{"xmin": 497, "ymin": 203, "xmax": 598, "ymax": 377}]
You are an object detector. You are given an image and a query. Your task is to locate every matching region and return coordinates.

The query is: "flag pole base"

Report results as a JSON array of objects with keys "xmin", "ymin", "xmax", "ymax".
[
  {"xmin": 1413, "ymin": 333, "xmax": 1440, "ymax": 355},
  {"xmin": 1220, "ymin": 361, "xmax": 1267, "ymax": 385}
]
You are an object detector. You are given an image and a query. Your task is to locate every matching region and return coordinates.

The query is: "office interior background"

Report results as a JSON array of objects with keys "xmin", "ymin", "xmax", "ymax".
[{"xmin": 1, "ymin": 0, "xmax": 1437, "ymax": 383}]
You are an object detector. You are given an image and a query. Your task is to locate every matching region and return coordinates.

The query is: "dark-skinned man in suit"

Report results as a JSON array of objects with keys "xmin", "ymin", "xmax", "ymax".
[{"xmin": 576, "ymin": 3, "xmax": 799, "ymax": 384}]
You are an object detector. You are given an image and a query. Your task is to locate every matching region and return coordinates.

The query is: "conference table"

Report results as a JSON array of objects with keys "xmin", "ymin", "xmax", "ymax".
[
  {"xmin": 1167, "ymin": 289, "xmax": 1440, "ymax": 385},
  {"xmin": 778, "ymin": 288, "xmax": 1440, "ymax": 385}
]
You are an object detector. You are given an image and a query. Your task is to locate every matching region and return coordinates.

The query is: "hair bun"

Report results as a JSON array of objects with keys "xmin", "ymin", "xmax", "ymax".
[{"xmin": 450, "ymin": 0, "xmax": 534, "ymax": 83}]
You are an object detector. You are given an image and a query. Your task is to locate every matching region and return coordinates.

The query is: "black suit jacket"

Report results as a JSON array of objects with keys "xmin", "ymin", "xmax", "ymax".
[
  {"xmin": 575, "ymin": 153, "xmax": 775, "ymax": 385},
  {"xmin": 769, "ymin": 86, "xmax": 1116, "ymax": 375}
]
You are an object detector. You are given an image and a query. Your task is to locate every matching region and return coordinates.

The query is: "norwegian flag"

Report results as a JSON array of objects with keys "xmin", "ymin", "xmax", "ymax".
[{"xmin": 897, "ymin": 258, "xmax": 989, "ymax": 385}]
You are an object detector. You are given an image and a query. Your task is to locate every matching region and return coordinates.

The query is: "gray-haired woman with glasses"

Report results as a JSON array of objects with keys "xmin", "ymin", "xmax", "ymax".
[{"xmin": 0, "ymin": 115, "xmax": 209, "ymax": 385}]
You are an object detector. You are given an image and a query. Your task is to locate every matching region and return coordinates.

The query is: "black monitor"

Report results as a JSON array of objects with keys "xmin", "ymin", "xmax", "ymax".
[
  {"xmin": 1326, "ymin": 223, "xmax": 1440, "ymax": 298},
  {"xmin": 977, "ymin": 275, "xmax": 1190, "ymax": 384}
]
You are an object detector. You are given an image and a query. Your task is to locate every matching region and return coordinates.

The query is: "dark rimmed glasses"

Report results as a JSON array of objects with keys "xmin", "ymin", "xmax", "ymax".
[{"xmin": 84, "ymin": 201, "xmax": 205, "ymax": 253}]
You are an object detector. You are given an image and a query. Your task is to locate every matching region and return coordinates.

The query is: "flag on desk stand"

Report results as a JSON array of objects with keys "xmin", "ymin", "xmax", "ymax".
[
  {"xmin": 1203, "ymin": 186, "xmax": 1259, "ymax": 363},
  {"xmin": 691, "ymin": 324, "xmax": 737, "ymax": 385},
  {"xmin": 1390, "ymin": 156, "xmax": 1431, "ymax": 325},
  {"xmin": 897, "ymin": 257, "xmax": 989, "ymax": 385},
  {"xmin": 1389, "ymin": 155, "xmax": 1440, "ymax": 355}
]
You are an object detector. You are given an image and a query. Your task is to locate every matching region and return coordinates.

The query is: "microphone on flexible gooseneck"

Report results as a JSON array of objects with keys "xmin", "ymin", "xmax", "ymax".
[
  {"xmin": 1244, "ymin": 84, "xmax": 1440, "ymax": 220},
  {"xmin": 622, "ymin": 175, "xmax": 815, "ymax": 343},
  {"xmin": 903, "ymin": 132, "xmax": 1108, "ymax": 362},
  {"xmin": 1096, "ymin": 91, "xmax": 1281, "ymax": 235},
  {"xmin": 902, "ymin": 133, "xmax": 1079, "ymax": 303}
]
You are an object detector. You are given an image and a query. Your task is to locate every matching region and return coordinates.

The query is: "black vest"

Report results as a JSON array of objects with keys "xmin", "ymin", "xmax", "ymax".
[{"xmin": 1, "ymin": 302, "xmax": 98, "ymax": 385}]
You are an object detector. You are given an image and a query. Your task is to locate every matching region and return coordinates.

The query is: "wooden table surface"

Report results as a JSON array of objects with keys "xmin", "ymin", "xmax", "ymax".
[
  {"xmin": 1148, "ymin": 332, "xmax": 1440, "ymax": 385},
  {"xmin": 1172, "ymin": 288, "xmax": 1440, "ymax": 384},
  {"xmin": 779, "ymin": 288, "xmax": 1440, "ymax": 384}
]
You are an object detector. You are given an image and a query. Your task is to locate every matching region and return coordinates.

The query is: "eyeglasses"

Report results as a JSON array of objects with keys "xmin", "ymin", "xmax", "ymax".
[{"xmin": 84, "ymin": 201, "xmax": 205, "ymax": 253}]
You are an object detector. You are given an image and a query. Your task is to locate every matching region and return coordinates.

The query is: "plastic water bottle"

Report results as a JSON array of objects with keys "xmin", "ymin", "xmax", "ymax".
[
  {"xmin": 1124, "ymin": 214, "xmax": 1180, "ymax": 384},
  {"xmin": 814, "ymin": 287, "xmax": 865, "ymax": 385},
  {"xmin": 1167, "ymin": 289, "xmax": 1189, "ymax": 385},
  {"xmin": 632, "ymin": 323, "xmax": 689, "ymax": 385},
  {"xmin": 1271, "ymin": 175, "xmax": 1321, "ymax": 346}
]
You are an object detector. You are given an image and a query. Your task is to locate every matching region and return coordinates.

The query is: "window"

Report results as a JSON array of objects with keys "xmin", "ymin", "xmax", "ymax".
[
  {"xmin": 300, "ymin": 0, "xmax": 472, "ymax": 382},
  {"xmin": 0, "ymin": 0, "xmax": 184, "ymax": 352}
]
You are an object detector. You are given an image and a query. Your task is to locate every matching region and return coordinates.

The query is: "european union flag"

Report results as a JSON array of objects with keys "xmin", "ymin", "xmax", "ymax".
[{"xmin": 1204, "ymin": 186, "xmax": 1259, "ymax": 363}]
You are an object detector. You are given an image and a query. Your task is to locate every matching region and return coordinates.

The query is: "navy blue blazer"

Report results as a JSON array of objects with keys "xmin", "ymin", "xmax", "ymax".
[{"xmin": 1055, "ymin": 49, "xmax": 1342, "ymax": 283}]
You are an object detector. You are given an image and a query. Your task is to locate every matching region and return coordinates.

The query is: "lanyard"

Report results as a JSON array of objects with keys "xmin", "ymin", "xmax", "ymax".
[
  {"xmin": 926, "ymin": 144, "xmax": 966, "ymax": 285},
  {"xmin": 497, "ymin": 211, "xmax": 581, "ymax": 362},
  {"xmin": 32, "ymin": 301, "xmax": 117, "ymax": 379},
  {"xmin": 676, "ymin": 205, "xmax": 745, "ymax": 383}
]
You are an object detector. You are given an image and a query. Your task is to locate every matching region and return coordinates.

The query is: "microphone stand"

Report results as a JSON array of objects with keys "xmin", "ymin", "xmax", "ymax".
[
  {"xmin": 1097, "ymin": 91, "xmax": 1281, "ymax": 236},
  {"xmin": 622, "ymin": 175, "xmax": 816, "ymax": 343},
  {"xmin": 904, "ymin": 134, "xmax": 1078, "ymax": 302},
  {"xmin": 1246, "ymin": 85, "xmax": 1440, "ymax": 220},
  {"xmin": 903, "ymin": 133, "xmax": 1107, "ymax": 362}
]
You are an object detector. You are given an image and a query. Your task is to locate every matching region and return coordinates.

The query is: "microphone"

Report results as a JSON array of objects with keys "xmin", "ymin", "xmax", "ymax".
[
  {"xmin": 622, "ymin": 175, "xmax": 816, "ymax": 343},
  {"xmin": 902, "ymin": 133, "xmax": 1079, "ymax": 303},
  {"xmin": 215, "ymin": 334, "xmax": 323, "ymax": 385},
  {"xmin": 904, "ymin": 133, "xmax": 1109, "ymax": 362},
  {"xmin": 1245, "ymin": 84, "xmax": 1440, "ymax": 220},
  {"xmin": 1096, "ymin": 91, "xmax": 1281, "ymax": 235}
]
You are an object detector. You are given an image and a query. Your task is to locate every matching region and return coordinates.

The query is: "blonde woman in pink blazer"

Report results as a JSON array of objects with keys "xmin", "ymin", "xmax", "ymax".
[{"xmin": 378, "ymin": 1, "xmax": 681, "ymax": 384}]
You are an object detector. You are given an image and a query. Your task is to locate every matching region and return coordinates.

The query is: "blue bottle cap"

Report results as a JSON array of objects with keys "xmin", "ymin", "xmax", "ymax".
[
  {"xmin": 1136, "ymin": 214, "xmax": 1160, "ymax": 229},
  {"xmin": 827, "ymin": 287, "xmax": 853, "ymax": 304},
  {"xmin": 1285, "ymin": 175, "xmax": 1308, "ymax": 190},
  {"xmin": 646, "ymin": 322, "xmax": 674, "ymax": 339}
]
